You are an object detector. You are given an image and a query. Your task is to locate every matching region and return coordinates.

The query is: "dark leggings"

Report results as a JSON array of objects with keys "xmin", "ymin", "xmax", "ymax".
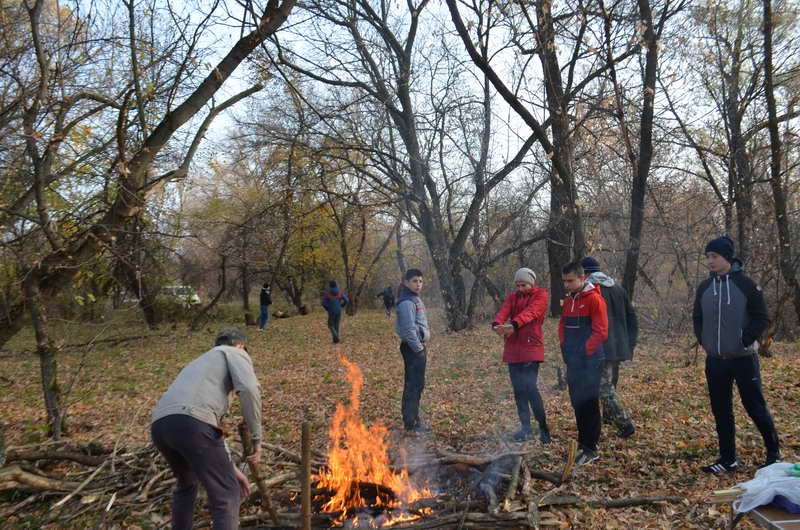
[
  {"xmin": 507, "ymin": 362, "xmax": 547, "ymax": 431},
  {"xmin": 706, "ymin": 354, "xmax": 780, "ymax": 462}
]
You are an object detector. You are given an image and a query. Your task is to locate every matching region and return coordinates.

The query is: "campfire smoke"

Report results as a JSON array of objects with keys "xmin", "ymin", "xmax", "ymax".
[{"xmin": 315, "ymin": 357, "xmax": 431, "ymax": 524}]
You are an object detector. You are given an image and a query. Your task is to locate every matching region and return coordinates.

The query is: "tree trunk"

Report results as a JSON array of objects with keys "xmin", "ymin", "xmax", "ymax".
[
  {"xmin": 622, "ymin": 0, "xmax": 659, "ymax": 300},
  {"xmin": 762, "ymin": 0, "xmax": 800, "ymax": 324},
  {"xmin": 24, "ymin": 274, "xmax": 64, "ymax": 439},
  {"xmin": 242, "ymin": 260, "xmax": 254, "ymax": 326}
]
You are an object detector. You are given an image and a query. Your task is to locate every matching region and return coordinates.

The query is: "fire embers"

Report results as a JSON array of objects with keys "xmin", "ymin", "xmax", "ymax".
[{"xmin": 314, "ymin": 357, "xmax": 432, "ymax": 526}]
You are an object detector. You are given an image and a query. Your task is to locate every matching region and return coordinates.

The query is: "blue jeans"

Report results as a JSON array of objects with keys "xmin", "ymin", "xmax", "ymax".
[
  {"xmin": 258, "ymin": 304, "xmax": 270, "ymax": 330},
  {"xmin": 507, "ymin": 362, "xmax": 547, "ymax": 431}
]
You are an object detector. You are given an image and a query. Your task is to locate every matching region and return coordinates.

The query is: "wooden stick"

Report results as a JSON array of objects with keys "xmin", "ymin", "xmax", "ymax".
[
  {"xmin": 52, "ymin": 459, "xmax": 109, "ymax": 510},
  {"xmin": 239, "ymin": 422, "xmax": 279, "ymax": 524},
  {"xmin": 560, "ymin": 440, "xmax": 577, "ymax": 483},
  {"xmin": 0, "ymin": 465, "xmax": 80, "ymax": 491},
  {"xmin": 301, "ymin": 422, "xmax": 311, "ymax": 530}
]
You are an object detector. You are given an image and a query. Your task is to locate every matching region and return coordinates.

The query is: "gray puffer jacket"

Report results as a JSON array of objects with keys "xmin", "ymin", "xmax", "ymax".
[{"xmin": 692, "ymin": 260, "xmax": 769, "ymax": 359}]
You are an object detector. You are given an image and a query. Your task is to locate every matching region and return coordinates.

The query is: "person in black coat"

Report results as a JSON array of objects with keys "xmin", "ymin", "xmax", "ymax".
[
  {"xmin": 376, "ymin": 286, "xmax": 395, "ymax": 318},
  {"xmin": 582, "ymin": 257, "xmax": 637, "ymax": 439},
  {"xmin": 258, "ymin": 283, "xmax": 272, "ymax": 332}
]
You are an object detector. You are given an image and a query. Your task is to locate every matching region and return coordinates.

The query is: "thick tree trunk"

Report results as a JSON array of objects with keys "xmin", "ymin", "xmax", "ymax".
[
  {"xmin": 24, "ymin": 274, "xmax": 64, "ymax": 439},
  {"xmin": 762, "ymin": 0, "xmax": 800, "ymax": 325}
]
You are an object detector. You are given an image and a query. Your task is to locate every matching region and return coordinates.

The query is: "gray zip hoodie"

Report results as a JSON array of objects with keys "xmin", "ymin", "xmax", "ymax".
[
  {"xmin": 395, "ymin": 285, "xmax": 430, "ymax": 353},
  {"xmin": 151, "ymin": 345, "xmax": 262, "ymax": 440}
]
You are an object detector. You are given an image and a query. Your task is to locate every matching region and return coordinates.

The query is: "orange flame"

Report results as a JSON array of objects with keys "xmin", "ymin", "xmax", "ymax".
[{"xmin": 315, "ymin": 357, "xmax": 431, "ymax": 521}]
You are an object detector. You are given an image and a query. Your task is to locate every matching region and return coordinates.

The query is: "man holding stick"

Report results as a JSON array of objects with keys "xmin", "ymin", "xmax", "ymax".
[{"xmin": 151, "ymin": 327, "xmax": 262, "ymax": 529}]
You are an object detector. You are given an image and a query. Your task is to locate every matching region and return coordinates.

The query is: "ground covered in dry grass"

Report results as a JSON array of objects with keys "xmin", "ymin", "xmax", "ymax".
[{"xmin": 1, "ymin": 304, "xmax": 799, "ymax": 528}]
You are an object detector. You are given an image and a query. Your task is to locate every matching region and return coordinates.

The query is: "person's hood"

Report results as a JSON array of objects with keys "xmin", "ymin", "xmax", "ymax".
[
  {"xmin": 397, "ymin": 284, "xmax": 419, "ymax": 303},
  {"xmin": 327, "ymin": 287, "xmax": 340, "ymax": 296},
  {"xmin": 587, "ymin": 271, "xmax": 615, "ymax": 287},
  {"xmin": 709, "ymin": 258, "xmax": 744, "ymax": 278}
]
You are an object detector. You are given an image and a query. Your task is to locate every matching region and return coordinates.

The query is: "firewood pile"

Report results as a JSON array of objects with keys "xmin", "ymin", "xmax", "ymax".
[{"xmin": 1, "ymin": 438, "xmax": 686, "ymax": 528}]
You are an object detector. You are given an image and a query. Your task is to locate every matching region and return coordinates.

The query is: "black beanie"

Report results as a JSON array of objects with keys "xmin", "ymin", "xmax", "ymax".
[
  {"xmin": 704, "ymin": 236, "xmax": 735, "ymax": 263},
  {"xmin": 581, "ymin": 257, "xmax": 601, "ymax": 274}
]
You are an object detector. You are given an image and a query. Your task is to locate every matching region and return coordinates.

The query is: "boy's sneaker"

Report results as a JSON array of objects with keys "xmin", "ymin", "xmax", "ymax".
[
  {"xmin": 759, "ymin": 452, "xmax": 782, "ymax": 469},
  {"xmin": 575, "ymin": 449, "xmax": 599, "ymax": 466},
  {"xmin": 512, "ymin": 428, "xmax": 534, "ymax": 442},
  {"xmin": 700, "ymin": 458, "xmax": 738, "ymax": 474}
]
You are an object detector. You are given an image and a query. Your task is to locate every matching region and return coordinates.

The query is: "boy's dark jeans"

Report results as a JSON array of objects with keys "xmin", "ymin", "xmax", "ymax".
[
  {"xmin": 565, "ymin": 354, "xmax": 603, "ymax": 452},
  {"xmin": 327, "ymin": 312, "xmax": 341, "ymax": 340},
  {"xmin": 705, "ymin": 354, "xmax": 780, "ymax": 463},
  {"xmin": 258, "ymin": 304, "xmax": 270, "ymax": 330},
  {"xmin": 400, "ymin": 342, "xmax": 427, "ymax": 430},
  {"xmin": 507, "ymin": 361, "xmax": 547, "ymax": 431},
  {"xmin": 151, "ymin": 415, "xmax": 240, "ymax": 530}
]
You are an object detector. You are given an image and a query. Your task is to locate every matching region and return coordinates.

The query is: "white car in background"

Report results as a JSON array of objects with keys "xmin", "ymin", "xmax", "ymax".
[{"xmin": 162, "ymin": 285, "xmax": 201, "ymax": 306}]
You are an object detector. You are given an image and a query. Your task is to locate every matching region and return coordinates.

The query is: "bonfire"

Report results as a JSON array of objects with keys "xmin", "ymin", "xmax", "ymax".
[{"xmin": 314, "ymin": 357, "xmax": 432, "ymax": 526}]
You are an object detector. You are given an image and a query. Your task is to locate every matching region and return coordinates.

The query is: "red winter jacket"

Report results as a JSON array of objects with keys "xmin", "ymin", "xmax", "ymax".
[
  {"xmin": 492, "ymin": 287, "xmax": 548, "ymax": 363},
  {"xmin": 558, "ymin": 282, "xmax": 608, "ymax": 360}
]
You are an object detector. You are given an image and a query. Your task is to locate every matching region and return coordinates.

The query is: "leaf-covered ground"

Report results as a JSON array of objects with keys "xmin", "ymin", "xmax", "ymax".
[{"xmin": 1, "ymin": 305, "xmax": 798, "ymax": 528}]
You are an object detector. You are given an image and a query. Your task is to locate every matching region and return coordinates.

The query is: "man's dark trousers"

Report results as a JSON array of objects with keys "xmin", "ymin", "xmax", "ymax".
[
  {"xmin": 328, "ymin": 312, "xmax": 341, "ymax": 341},
  {"xmin": 566, "ymin": 354, "xmax": 603, "ymax": 452},
  {"xmin": 151, "ymin": 414, "xmax": 240, "ymax": 530},
  {"xmin": 400, "ymin": 341, "xmax": 426, "ymax": 429},
  {"xmin": 706, "ymin": 354, "xmax": 780, "ymax": 462}
]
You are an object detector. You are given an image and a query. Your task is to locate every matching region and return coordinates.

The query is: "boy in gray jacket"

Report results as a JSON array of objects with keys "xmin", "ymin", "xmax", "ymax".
[
  {"xmin": 151, "ymin": 328, "xmax": 262, "ymax": 529},
  {"xmin": 693, "ymin": 237, "xmax": 780, "ymax": 473},
  {"xmin": 395, "ymin": 268, "xmax": 430, "ymax": 433}
]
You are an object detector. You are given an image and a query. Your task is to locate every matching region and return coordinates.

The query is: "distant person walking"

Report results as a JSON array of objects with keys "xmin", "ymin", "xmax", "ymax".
[
  {"xmin": 258, "ymin": 283, "xmax": 272, "ymax": 332},
  {"xmin": 491, "ymin": 267, "xmax": 551, "ymax": 444},
  {"xmin": 395, "ymin": 269, "xmax": 430, "ymax": 433},
  {"xmin": 376, "ymin": 286, "xmax": 396, "ymax": 318},
  {"xmin": 322, "ymin": 280, "xmax": 349, "ymax": 343},
  {"xmin": 693, "ymin": 236, "xmax": 781, "ymax": 473},
  {"xmin": 151, "ymin": 328, "xmax": 261, "ymax": 530},
  {"xmin": 581, "ymin": 257, "xmax": 637, "ymax": 439}
]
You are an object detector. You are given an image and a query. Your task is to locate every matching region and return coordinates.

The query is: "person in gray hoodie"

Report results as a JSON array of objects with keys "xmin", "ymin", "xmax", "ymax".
[
  {"xmin": 692, "ymin": 236, "xmax": 780, "ymax": 473},
  {"xmin": 581, "ymin": 257, "xmax": 637, "ymax": 439},
  {"xmin": 395, "ymin": 268, "xmax": 431, "ymax": 433},
  {"xmin": 151, "ymin": 328, "xmax": 261, "ymax": 529}
]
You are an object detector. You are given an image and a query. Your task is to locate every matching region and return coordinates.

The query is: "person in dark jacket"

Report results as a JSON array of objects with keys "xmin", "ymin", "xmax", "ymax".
[
  {"xmin": 395, "ymin": 269, "xmax": 430, "ymax": 433},
  {"xmin": 560, "ymin": 261, "xmax": 608, "ymax": 466},
  {"xmin": 693, "ymin": 236, "xmax": 781, "ymax": 473},
  {"xmin": 258, "ymin": 283, "xmax": 272, "ymax": 332},
  {"xmin": 581, "ymin": 257, "xmax": 637, "ymax": 439},
  {"xmin": 491, "ymin": 267, "xmax": 551, "ymax": 443},
  {"xmin": 322, "ymin": 280, "xmax": 349, "ymax": 343},
  {"xmin": 376, "ymin": 286, "xmax": 396, "ymax": 318}
]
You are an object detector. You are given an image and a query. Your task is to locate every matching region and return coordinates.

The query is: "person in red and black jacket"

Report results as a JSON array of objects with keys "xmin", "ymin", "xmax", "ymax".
[
  {"xmin": 559, "ymin": 260, "xmax": 608, "ymax": 466},
  {"xmin": 491, "ymin": 267, "xmax": 551, "ymax": 444}
]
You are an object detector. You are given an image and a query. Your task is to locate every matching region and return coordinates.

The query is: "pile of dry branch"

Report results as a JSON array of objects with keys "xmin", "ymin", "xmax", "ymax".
[{"xmin": 1, "ymin": 437, "xmax": 686, "ymax": 528}]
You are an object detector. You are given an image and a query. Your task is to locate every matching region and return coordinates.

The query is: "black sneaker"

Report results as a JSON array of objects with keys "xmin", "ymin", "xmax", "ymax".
[
  {"xmin": 575, "ymin": 449, "xmax": 599, "ymax": 466},
  {"xmin": 512, "ymin": 428, "xmax": 534, "ymax": 442},
  {"xmin": 759, "ymin": 452, "xmax": 782, "ymax": 469},
  {"xmin": 616, "ymin": 423, "xmax": 635, "ymax": 438},
  {"xmin": 539, "ymin": 428, "xmax": 552, "ymax": 445},
  {"xmin": 701, "ymin": 459, "xmax": 738, "ymax": 474}
]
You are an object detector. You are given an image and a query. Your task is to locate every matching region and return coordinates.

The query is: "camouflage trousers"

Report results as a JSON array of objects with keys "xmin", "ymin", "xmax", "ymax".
[{"xmin": 600, "ymin": 360, "xmax": 634, "ymax": 431}]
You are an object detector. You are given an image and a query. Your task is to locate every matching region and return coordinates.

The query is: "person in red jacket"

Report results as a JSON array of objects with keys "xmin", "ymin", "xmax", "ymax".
[
  {"xmin": 492, "ymin": 267, "xmax": 551, "ymax": 443},
  {"xmin": 559, "ymin": 261, "xmax": 608, "ymax": 466}
]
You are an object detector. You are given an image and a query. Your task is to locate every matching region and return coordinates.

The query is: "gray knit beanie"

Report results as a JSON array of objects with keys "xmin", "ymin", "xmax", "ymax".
[{"xmin": 513, "ymin": 267, "xmax": 536, "ymax": 286}]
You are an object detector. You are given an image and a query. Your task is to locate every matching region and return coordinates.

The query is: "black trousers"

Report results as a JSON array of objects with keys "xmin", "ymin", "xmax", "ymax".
[
  {"xmin": 565, "ymin": 354, "xmax": 603, "ymax": 452},
  {"xmin": 327, "ymin": 312, "xmax": 341, "ymax": 340},
  {"xmin": 705, "ymin": 354, "xmax": 780, "ymax": 462},
  {"xmin": 507, "ymin": 361, "xmax": 547, "ymax": 431},
  {"xmin": 151, "ymin": 415, "xmax": 240, "ymax": 530},
  {"xmin": 400, "ymin": 341, "xmax": 427, "ymax": 429}
]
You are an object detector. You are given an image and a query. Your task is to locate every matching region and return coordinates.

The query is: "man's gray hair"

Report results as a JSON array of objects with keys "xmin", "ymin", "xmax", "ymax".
[{"xmin": 215, "ymin": 327, "xmax": 247, "ymax": 346}]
